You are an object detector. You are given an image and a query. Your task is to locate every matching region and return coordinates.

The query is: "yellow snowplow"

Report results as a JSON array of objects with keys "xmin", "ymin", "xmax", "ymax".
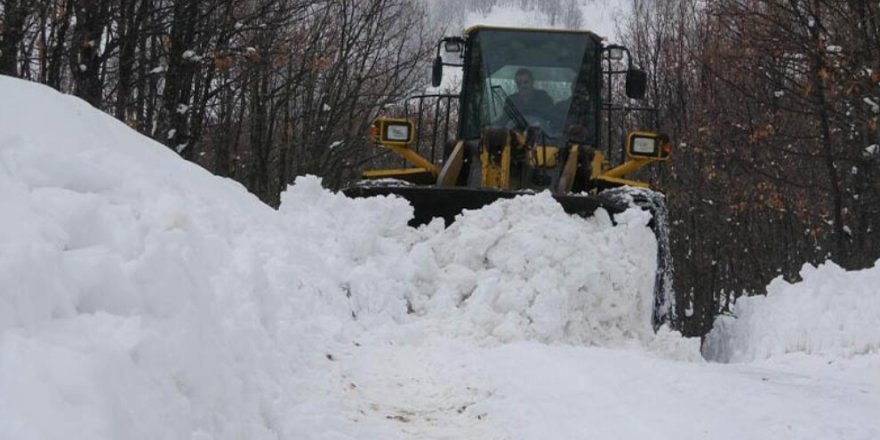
[{"xmin": 344, "ymin": 26, "xmax": 675, "ymax": 327}]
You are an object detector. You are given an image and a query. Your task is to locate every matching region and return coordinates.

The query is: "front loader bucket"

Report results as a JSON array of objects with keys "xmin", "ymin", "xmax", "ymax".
[{"xmin": 342, "ymin": 185, "xmax": 626, "ymax": 227}]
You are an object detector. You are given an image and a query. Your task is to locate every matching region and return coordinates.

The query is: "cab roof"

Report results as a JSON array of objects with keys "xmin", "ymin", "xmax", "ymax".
[{"xmin": 463, "ymin": 25, "xmax": 604, "ymax": 43}]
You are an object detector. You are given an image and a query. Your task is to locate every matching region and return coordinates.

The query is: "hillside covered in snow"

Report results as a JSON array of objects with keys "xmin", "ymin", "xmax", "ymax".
[{"xmin": 1, "ymin": 77, "xmax": 879, "ymax": 439}]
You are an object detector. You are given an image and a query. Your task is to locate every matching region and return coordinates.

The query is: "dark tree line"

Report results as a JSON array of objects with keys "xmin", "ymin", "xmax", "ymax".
[
  {"xmin": 0, "ymin": 0, "xmax": 433, "ymax": 204},
  {"xmin": 621, "ymin": 0, "xmax": 880, "ymax": 335}
]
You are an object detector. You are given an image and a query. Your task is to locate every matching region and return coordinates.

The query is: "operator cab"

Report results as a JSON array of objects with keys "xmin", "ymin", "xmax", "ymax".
[{"xmin": 455, "ymin": 27, "xmax": 603, "ymax": 146}]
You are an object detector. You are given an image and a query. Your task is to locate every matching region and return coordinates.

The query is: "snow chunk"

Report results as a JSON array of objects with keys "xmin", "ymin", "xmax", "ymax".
[
  {"xmin": 864, "ymin": 97, "xmax": 879, "ymax": 114},
  {"xmin": 182, "ymin": 50, "xmax": 202, "ymax": 62}
]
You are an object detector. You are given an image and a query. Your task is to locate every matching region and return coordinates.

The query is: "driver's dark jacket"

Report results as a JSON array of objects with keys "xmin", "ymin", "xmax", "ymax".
[{"xmin": 504, "ymin": 90, "xmax": 555, "ymax": 121}]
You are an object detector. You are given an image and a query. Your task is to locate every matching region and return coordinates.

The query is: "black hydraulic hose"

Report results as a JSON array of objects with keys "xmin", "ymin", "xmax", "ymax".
[
  {"xmin": 431, "ymin": 96, "xmax": 442, "ymax": 162},
  {"xmin": 606, "ymin": 57, "xmax": 613, "ymax": 160},
  {"xmin": 443, "ymin": 96, "xmax": 452, "ymax": 156},
  {"xmin": 416, "ymin": 97, "xmax": 425, "ymax": 159}
]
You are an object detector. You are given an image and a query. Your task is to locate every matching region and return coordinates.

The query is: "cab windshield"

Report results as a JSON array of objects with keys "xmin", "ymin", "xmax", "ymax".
[{"xmin": 459, "ymin": 29, "xmax": 600, "ymax": 141}]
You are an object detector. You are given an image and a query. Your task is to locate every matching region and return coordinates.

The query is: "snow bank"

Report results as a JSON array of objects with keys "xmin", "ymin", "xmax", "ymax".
[
  {"xmin": 277, "ymin": 178, "xmax": 678, "ymax": 350},
  {"xmin": 703, "ymin": 260, "xmax": 880, "ymax": 362},
  {"xmin": 407, "ymin": 194, "xmax": 659, "ymax": 345},
  {"xmin": 0, "ymin": 77, "xmax": 382, "ymax": 440}
]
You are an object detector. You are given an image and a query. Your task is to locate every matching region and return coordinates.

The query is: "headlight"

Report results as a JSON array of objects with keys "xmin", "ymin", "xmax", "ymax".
[
  {"xmin": 385, "ymin": 123, "xmax": 411, "ymax": 142},
  {"xmin": 369, "ymin": 118, "xmax": 416, "ymax": 147},
  {"xmin": 632, "ymin": 137, "xmax": 657, "ymax": 155},
  {"xmin": 626, "ymin": 131, "xmax": 671, "ymax": 160}
]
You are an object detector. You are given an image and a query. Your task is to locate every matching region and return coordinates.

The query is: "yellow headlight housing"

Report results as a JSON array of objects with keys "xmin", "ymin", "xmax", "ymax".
[{"xmin": 626, "ymin": 131, "xmax": 671, "ymax": 160}]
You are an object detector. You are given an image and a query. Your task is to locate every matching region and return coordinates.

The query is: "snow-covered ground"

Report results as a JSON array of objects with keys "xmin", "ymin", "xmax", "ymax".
[{"xmin": 1, "ymin": 76, "xmax": 879, "ymax": 439}]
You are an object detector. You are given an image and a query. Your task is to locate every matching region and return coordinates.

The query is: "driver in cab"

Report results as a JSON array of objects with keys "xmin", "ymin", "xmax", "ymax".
[{"xmin": 503, "ymin": 68, "xmax": 555, "ymax": 124}]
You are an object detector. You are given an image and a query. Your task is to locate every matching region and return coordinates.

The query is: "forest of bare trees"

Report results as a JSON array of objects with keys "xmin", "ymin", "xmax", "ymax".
[
  {"xmin": 0, "ymin": 0, "xmax": 433, "ymax": 205},
  {"xmin": 621, "ymin": 0, "xmax": 880, "ymax": 334},
  {"xmin": 2, "ymin": 0, "xmax": 878, "ymax": 336}
]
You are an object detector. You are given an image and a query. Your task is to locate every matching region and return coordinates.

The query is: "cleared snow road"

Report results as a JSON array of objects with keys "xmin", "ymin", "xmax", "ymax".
[{"xmin": 331, "ymin": 339, "xmax": 880, "ymax": 440}]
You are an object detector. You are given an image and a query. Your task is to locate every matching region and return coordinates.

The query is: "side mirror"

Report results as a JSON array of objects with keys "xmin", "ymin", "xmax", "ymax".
[
  {"xmin": 625, "ymin": 69, "xmax": 648, "ymax": 100},
  {"xmin": 432, "ymin": 56, "xmax": 443, "ymax": 87},
  {"xmin": 626, "ymin": 131, "xmax": 671, "ymax": 160}
]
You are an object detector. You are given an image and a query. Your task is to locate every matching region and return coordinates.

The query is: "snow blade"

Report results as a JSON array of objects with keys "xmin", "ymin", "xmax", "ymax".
[{"xmin": 343, "ymin": 185, "xmax": 627, "ymax": 227}]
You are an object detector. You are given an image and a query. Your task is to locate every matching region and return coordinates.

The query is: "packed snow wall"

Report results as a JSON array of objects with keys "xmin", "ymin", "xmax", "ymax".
[{"xmin": 703, "ymin": 260, "xmax": 880, "ymax": 362}]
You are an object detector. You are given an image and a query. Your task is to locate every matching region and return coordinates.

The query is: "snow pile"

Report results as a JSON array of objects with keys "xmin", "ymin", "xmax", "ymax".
[
  {"xmin": 278, "ymin": 178, "xmax": 682, "ymax": 351},
  {"xmin": 703, "ymin": 260, "xmax": 880, "ymax": 362},
  {"xmin": 275, "ymin": 177, "xmax": 421, "ymax": 329},
  {"xmin": 0, "ymin": 77, "xmax": 381, "ymax": 440},
  {"xmin": 408, "ymin": 195, "xmax": 658, "ymax": 345}
]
